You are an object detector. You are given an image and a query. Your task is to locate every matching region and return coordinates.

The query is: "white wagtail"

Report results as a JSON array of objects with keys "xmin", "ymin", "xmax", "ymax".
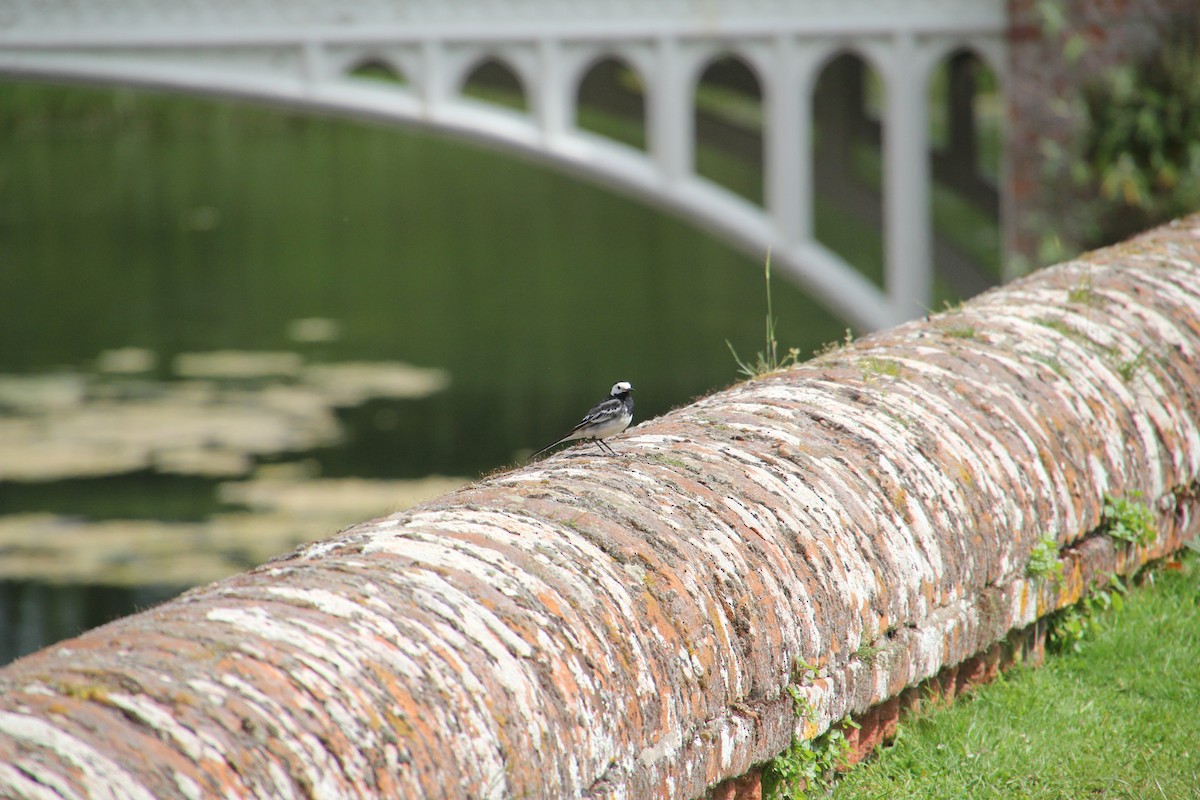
[{"xmin": 531, "ymin": 381, "xmax": 635, "ymax": 459}]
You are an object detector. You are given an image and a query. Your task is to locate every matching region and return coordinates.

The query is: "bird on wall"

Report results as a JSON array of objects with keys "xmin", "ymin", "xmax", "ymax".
[{"xmin": 531, "ymin": 381, "xmax": 635, "ymax": 459}]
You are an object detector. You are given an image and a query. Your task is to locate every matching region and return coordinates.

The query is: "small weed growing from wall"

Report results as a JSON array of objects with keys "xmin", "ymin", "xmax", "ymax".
[
  {"xmin": 1114, "ymin": 348, "xmax": 1150, "ymax": 383},
  {"xmin": 1067, "ymin": 268, "xmax": 1098, "ymax": 306},
  {"xmin": 1026, "ymin": 535, "xmax": 1064, "ymax": 581},
  {"xmin": 854, "ymin": 642, "xmax": 886, "ymax": 665},
  {"xmin": 728, "ymin": 253, "xmax": 801, "ymax": 378},
  {"xmin": 813, "ymin": 328, "xmax": 856, "ymax": 359},
  {"xmin": 1101, "ymin": 492, "xmax": 1156, "ymax": 547},
  {"xmin": 942, "ymin": 324, "xmax": 978, "ymax": 340},
  {"xmin": 763, "ymin": 663, "xmax": 858, "ymax": 799},
  {"xmin": 1034, "ymin": 316, "xmax": 1081, "ymax": 340},
  {"xmin": 858, "ymin": 356, "xmax": 902, "ymax": 380},
  {"xmin": 763, "ymin": 723, "xmax": 855, "ymax": 800}
]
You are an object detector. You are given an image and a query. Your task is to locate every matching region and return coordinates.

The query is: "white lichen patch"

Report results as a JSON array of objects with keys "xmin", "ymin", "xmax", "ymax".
[
  {"xmin": 0, "ymin": 711, "xmax": 157, "ymax": 800},
  {"xmin": 103, "ymin": 693, "xmax": 220, "ymax": 763}
]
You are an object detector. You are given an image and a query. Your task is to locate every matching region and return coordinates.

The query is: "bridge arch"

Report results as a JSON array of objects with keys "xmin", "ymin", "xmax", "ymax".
[
  {"xmin": 0, "ymin": 2, "xmax": 1009, "ymax": 330},
  {"xmin": 563, "ymin": 43, "xmax": 658, "ymax": 100},
  {"xmin": 329, "ymin": 44, "xmax": 422, "ymax": 89},
  {"xmin": 925, "ymin": 36, "xmax": 1007, "ymax": 87},
  {"xmin": 344, "ymin": 56, "xmax": 408, "ymax": 85},
  {"xmin": 809, "ymin": 50, "xmax": 887, "ymax": 286},
  {"xmin": 460, "ymin": 54, "xmax": 529, "ymax": 112},
  {"xmin": 925, "ymin": 44, "xmax": 1006, "ymax": 297},
  {"xmin": 693, "ymin": 52, "xmax": 765, "ymax": 207},
  {"xmin": 573, "ymin": 54, "xmax": 647, "ymax": 151},
  {"xmin": 809, "ymin": 42, "xmax": 885, "ymax": 90}
]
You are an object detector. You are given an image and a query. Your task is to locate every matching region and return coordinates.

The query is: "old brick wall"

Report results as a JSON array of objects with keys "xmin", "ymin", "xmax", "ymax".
[{"xmin": 0, "ymin": 217, "xmax": 1198, "ymax": 798}]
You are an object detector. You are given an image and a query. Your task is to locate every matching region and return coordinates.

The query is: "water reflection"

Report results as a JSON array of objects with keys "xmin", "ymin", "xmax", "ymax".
[
  {"xmin": 0, "ymin": 580, "xmax": 185, "ymax": 665},
  {"xmin": 0, "ymin": 347, "xmax": 465, "ymax": 662},
  {"xmin": 0, "ymin": 348, "xmax": 449, "ymax": 481},
  {"xmin": 0, "ymin": 474, "xmax": 466, "ymax": 586}
]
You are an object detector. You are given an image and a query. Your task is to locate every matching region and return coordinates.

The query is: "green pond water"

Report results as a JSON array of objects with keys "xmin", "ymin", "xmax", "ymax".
[{"xmin": 0, "ymin": 81, "xmax": 855, "ymax": 663}]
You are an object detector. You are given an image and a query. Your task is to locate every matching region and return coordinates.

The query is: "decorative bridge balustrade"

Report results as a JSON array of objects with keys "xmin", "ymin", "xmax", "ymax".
[{"xmin": 0, "ymin": 0, "xmax": 1007, "ymax": 329}]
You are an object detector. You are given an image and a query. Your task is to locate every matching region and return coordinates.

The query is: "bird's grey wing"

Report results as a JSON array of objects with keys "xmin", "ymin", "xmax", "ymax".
[{"xmin": 570, "ymin": 397, "xmax": 622, "ymax": 432}]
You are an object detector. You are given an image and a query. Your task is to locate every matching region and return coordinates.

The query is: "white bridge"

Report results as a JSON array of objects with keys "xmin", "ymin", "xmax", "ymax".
[{"xmin": 0, "ymin": 0, "xmax": 1007, "ymax": 329}]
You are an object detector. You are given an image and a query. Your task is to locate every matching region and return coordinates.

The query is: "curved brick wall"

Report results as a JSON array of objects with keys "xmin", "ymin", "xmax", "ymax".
[{"xmin": 0, "ymin": 217, "xmax": 1198, "ymax": 799}]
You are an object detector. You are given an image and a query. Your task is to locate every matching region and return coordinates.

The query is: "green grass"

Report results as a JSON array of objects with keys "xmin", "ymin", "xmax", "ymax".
[{"xmin": 828, "ymin": 553, "xmax": 1200, "ymax": 799}]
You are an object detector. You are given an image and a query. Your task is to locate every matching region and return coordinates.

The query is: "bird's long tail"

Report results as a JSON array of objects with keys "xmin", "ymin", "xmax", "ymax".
[{"xmin": 529, "ymin": 435, "xmax": 573, "ymax": 460}]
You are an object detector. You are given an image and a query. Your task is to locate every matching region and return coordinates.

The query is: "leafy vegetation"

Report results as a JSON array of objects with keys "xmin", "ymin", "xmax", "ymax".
[
  {"xmin": 1037, "ymin": 493, "xmax": 1154, "ymax": 652},
  {"xmin": 764, "ymin": 678, "xmax": 858, "ymax": 800},
  {"xmin": 1077, "ymin": 12, "xmax": 1200, "ymax": 247},
  {"xmin": 1034, "ymin": 7, "xmax": 1200, "ymax": 260},
  {"xmin": 1046, "ymin": 572, "xmax": 1129, "ymax": 654},
  {"xmin": 765, "ymin": 722, "xmax": 856, "ymax": 800},
  {"xmin": 1101, "ymin": 492, "xmax": 1156, "ymax": 547},
  {"xmin": 1025, "ymin": 534, "xmax": 1063, "ymax": 581}
]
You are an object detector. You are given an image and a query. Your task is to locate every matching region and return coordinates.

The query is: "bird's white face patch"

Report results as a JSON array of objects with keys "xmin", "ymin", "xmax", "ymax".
[{"xmin": 611, "ymin": 381, "xmax": 633, "ymax": 395}]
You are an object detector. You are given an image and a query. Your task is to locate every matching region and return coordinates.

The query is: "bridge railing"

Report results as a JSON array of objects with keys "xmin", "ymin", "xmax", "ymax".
[{"xmin": 0, "ymin": 214, "xmax": 1197, "ymax": 799}]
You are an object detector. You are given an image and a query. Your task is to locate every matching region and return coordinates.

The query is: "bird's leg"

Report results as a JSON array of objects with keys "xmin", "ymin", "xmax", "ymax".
[{"xmin": 594, "ymin": 439, "xmax": 617, "ymax": 456}]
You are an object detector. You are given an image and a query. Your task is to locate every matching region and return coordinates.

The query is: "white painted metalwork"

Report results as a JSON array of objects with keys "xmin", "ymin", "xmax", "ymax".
[{"xmin": 0, "ymin": 0, "xmax": 1007, "ymax": 329}]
